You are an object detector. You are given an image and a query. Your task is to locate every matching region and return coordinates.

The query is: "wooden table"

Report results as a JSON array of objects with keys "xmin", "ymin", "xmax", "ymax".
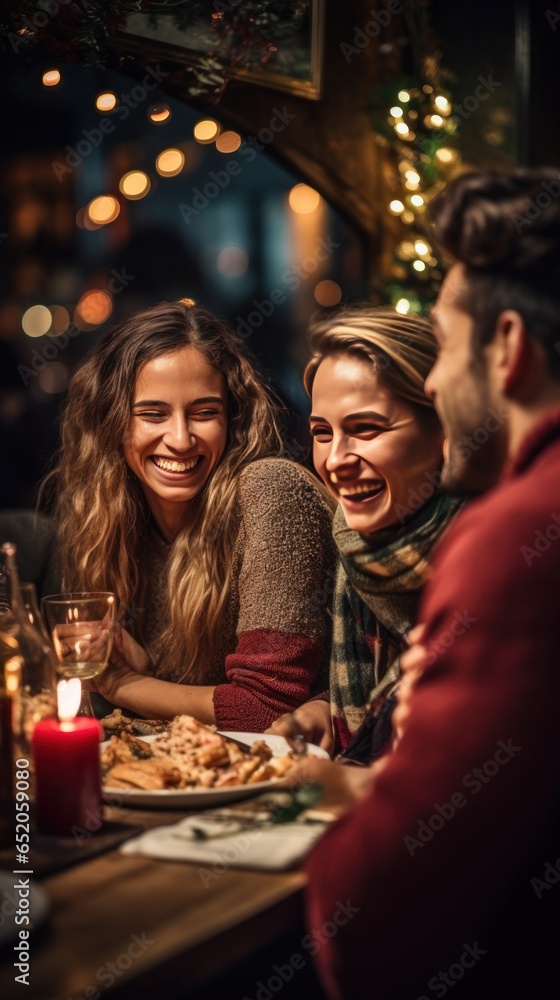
[{"xmin": 0, "ymin": 804, "xmax": 307, "ymax": 1000}]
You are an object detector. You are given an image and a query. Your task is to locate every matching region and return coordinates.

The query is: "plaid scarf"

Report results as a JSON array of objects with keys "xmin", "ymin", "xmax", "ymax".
[{"xmin": 330, "ymin": 492, "xmax": 464, "ymax": 757}]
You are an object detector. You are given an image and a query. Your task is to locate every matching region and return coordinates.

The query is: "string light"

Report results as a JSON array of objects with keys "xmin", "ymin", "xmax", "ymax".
[
  {"xmin": 288, "ymin": 184, "xmax": 321, "ymax": 214},
  {"xmin": 155, "ymin": 149, "xmax": 185, "ymax": 177},
  {"xmin": 119, "ymin": 171, "xmax": 151, "ymax": 200},
  {"xmin": 435, "ymin": 147, "xmax": 456, "ymax": 163},
  {"xmin": 86, "ymin": 196, "xmax": 120, "ymax": 226},
  {"xmin": 395, "ymin": 298, "xmax": 411, "ymax": 314},
  {"xmin": 42, "ymin": 69, "xmax": 60, "ymax": 87},
  {"xmin": 397, "ymin": 241, "xmax": 416, "ymax": 260},
  {"xmin": 22, "ymin": 305, "xmax": 51, "ymax": 337},
  {"xmin": 74, "ymin": 290, "xmax": 112, "ymax": 328},
  {"xmin": 193, "ymin": 119, "xmax": 220, "ymax": 144},
  {"xmin": 374, "ymin": 58, "xmax": 461, "ymax": 312},
  {"xmin": 314, "ymin": 280, "xmax": 342, "ymax": 307},
  {"xmin": 148, "ymin": 103, "xmax": 172, "ymax": 124},
  {"xmin": 96, "ymin": 92, "xmax": 117, "ymax": 112},
  {"xmin": 216, "ymin": 131, "xmax": 242, "ymax": 154},
  {"xmin": 434, "ymin": 95, "xmax": 451, "ymax": 115}
]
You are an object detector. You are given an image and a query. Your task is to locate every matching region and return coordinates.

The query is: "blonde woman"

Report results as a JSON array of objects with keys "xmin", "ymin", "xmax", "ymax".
[
  {"xmin": 269, "ymin": 305, "xmax": 464, "ymax": 762},
  {"xmin": 52, "ymin": 299, "xmax": 335, "ymax": 729}
]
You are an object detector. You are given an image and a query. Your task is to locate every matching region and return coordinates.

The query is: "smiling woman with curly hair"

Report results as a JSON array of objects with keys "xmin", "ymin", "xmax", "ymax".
[{"xmin": 50, "ymin": 298, "xmax": 336, "ymax": 729}]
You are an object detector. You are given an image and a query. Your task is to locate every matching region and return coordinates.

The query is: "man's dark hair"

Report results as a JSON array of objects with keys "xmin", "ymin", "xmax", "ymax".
[{"xmin": 430, "ymin": 169, "xmax": 560, "ymax": 375}]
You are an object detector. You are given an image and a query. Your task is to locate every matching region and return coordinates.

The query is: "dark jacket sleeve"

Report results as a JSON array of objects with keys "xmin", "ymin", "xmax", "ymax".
[{"xmin": 304, "ymin": 491, "xmax": 560, "ymax": 999}]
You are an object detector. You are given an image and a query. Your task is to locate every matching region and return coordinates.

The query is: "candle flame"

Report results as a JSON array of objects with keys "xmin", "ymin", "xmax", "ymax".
[
  {"xmin": 57, "ymin": 678, "xmax": 81, "ymax": 722},
  {"xmin": 5, "ymin": 656, "xmax": 22, "ymax": 695}
]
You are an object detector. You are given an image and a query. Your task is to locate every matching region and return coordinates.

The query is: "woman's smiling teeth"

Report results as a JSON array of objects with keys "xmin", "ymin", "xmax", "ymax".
[
  {"xmin": 152, "ymin": 456, "xmax": 201, "ymax": 473},
  {"xmin": 336, "ymin": 480, "xmax": 385, "ymax": 501}
]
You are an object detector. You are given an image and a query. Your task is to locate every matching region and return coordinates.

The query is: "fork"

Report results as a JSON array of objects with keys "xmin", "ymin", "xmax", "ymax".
[{"xmin": 285, "ymin": 714, "xmax": 308, "ymax": 758}]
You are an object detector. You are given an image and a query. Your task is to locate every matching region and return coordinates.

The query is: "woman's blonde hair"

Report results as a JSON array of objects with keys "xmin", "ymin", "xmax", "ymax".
[
  {"xmin": 304, "ymin": 304, "xmax": 439, "ymax": 421},
  {"xmin": 52, "ymin": 300, "xmax": 284, "ymax": 681}
]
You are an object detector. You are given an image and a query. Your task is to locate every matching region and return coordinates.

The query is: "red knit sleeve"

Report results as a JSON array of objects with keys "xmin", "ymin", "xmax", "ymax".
[
  {"xmin": 211, "ymin": 459, "xmax": 335, "ymax": 732},
  {"xmin": 213, "ymin": 629, "xmax": 324, "ymax": 731}
]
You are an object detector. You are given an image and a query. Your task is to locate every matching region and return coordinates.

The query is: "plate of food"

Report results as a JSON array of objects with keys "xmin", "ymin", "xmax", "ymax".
[{"xmin": 101, "ymin": 714, "xmax": 328, "ymax": 808}]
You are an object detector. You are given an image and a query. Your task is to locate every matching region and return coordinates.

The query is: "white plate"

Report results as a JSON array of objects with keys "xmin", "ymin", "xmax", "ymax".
[
  {"xmin": 0, "ymin": 872, "xmax": 50, "ymax": 947},
  {"xmin": 102, "ymin": 731, "xmax": 328, "ymax": 809}
]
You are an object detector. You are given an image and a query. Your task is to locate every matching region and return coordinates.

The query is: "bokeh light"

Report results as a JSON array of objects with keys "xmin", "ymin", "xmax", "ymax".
[
  {"xmin": 434, "ymin": 95, "xmax": 452, "ymax": 115},
  {"xmin": 50, "ymin": 305, "xmax": 70, "ymax": 335},
  {"xmin": 216, "ymin": 247, "xmax": 249, "ymax": 277},
  {"xmin": 215, "ymin": 131, "xmax": 242, "ymax": 154},
  {"xmin": 193, "ymin": 119, "xmax": 220, "ymax": 144},
  {"xmin": 288, "ymin": 184, "xmax": 322, "ymax": 214},
  {"xmin": 86, "ymin": 196, "xmax": 120, "ymax": 226},
  {"xmin": 148, "ymin": 103, "xmax": 172, "ymax": 125},
  {"xmin": 314, "ymin": 280, "xmax": 342, "ymax": 307},
  {"xmin": 435, "ymin": 147, "xmax": 457, "ymax": 164},
  {"xmin": 395, "ymin": 298, "xmax": 411, "ymax": 314},
  {"xmin": 155, "ymin": 149, "xmax": 185, "ymax": 177},
  {"xmin": 96, "ymin": 92, "xmax": 117, "ymax": 112},
  {"xmin": 22, "ymin": 305, "xmax": 51, "ymax": 337},
  {"xmin": 42, "ymin": 69, "xmax": 60, "ymax": 88},
  {"xmin": 74, "ymin": 290, "xmax": 113, "ymax": 328},
  {"xmin": 119, "ymin": 171, "xmax": 151, "ymax": 200}
]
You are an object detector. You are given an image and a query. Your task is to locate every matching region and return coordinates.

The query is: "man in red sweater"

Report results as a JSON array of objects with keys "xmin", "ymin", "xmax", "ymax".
[{"xmin": 304, "ymin": 169, "xmax": 560, "ymax": 999}]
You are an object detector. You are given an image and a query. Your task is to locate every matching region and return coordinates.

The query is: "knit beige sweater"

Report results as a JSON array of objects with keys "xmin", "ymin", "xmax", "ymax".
[{"xmin": 140, "ymin": 458, "xmax": 336, "ymax": 731}]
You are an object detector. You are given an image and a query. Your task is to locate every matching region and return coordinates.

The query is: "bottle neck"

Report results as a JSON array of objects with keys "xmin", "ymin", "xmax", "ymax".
[{"xmin": 1, "ymin": 543, "xmax": 26, "ymax": 624}]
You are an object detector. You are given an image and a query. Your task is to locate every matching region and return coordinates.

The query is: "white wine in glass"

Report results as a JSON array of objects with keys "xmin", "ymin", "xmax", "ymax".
[{"xmin": 41, "ymin": 593, "xmax": 117, "ymax": 681}]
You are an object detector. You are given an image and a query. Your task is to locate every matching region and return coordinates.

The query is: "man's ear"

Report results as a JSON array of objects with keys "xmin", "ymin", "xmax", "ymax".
[{"xmin": 491, "ymin": 310, "xmax": 533, "ymax": 395}]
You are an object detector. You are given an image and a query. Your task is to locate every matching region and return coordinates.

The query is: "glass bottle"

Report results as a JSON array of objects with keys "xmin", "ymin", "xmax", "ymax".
[
  {"xmin": 0, "ymin": 631, "xmax": 20, "ymax": 848},
  {"xmin": 21, "ymin": 581, "xmax": 53, "ymax": 647},
  {"xmin": 0, "ymin": 543, "xmax": 56, "ymax": 754}
]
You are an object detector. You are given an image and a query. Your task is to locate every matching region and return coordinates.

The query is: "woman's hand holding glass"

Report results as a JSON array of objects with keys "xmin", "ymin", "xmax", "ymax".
[{"xmin": 93, "ymin": 624, "xmax": 151, "ymax": 702}]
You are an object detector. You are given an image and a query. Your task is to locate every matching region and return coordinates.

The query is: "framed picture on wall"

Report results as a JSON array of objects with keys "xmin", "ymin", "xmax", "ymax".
[{"xmin": 115, "ymin": 1, "xmax": 325, "ymax": 101}]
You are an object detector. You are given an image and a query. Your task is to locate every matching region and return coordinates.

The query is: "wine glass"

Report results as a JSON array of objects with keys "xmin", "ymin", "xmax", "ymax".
[{"xmin": 41, "ymin": 593, "xmax": 117, "ymax": 717}]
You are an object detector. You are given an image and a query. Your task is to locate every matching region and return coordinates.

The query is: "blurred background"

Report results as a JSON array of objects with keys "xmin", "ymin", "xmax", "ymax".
[{"xmin": 0, "ymin": 0, "xmax": 556, "ymax": 508}]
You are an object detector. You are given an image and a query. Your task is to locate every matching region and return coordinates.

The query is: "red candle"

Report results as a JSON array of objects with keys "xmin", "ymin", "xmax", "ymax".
[{"xmin": 32, "ymin": 681, "xmax": 103, "ymax": 836}]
